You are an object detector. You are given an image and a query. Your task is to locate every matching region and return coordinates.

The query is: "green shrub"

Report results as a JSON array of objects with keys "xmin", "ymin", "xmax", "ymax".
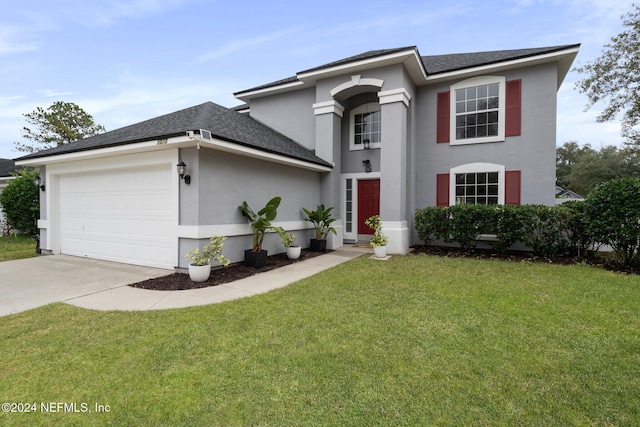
[
  {"xmin": 490, "ymin": 204, "xmax": 528, "ymax": 254},
  {"xmin": 519, "ymin": 205, "xmax": 572, "ymax": 257},
  {"xmin": 563, "ymin": 200, "xmax": 598, "ymax": 256},
  {"xmin": 446, "ymin": 204, "xmax": 494, "ymax": 251},
  {"xmin": 415, "ymin": 207, "xmax": 448, "ymax": 246},
  {"xmin": 584, "ymin": 177, "xmax": 640, "ymax": 266},
  {"xmin": 0, "ymin": 169, "xmax": 39, "ymax": 236},
  {"xmin": 415, "ymin": 204, "xmax": 575, "ymax": 257}
]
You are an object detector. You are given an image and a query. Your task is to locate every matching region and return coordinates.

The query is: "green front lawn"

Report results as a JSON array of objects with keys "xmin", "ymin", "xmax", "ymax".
[
  {"xmin": 1, "ymin": 255, "xmax": 639, "ymax": 425},
  {"xmin": 0, "ymin": 235, "xmax": 39, "ymax": 262}
]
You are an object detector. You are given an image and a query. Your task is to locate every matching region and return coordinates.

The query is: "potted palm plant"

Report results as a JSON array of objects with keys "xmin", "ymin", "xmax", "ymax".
[
  {"xmin": 302, "ymin": 204, "xmax": 337, "ymax": 252},
  {"xmin": 276, "ymin": 228, "xmax": 301, "ymax": 259},
  {"xmin": 184, "ymin": 236, "xmax": 231, "ymax": 282},
  {"xmin": 238, "ymin": 196, "xmax": 281, "ymax": 268},
  {"xmin": 365, "ymin": 215, "xmax": 388, "ymax": 258}
]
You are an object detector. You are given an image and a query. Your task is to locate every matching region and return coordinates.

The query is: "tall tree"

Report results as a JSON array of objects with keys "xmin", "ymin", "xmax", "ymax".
[
  {"xmin": 557, "ymin": 141, "xmax": 640, "ymax": 196},
  {"xmin": 14, "ymin": 101, "xmax": 106, "ymax": 153},
  {"xmin": 574, "ymin": 4, "xmax": 640, "ymax": 145}
]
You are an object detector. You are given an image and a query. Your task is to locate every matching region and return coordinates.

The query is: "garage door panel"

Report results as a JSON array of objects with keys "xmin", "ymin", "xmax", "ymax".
[{"xmin": 58, "ymin": 166, "xmax": 175, "ymax": 269}]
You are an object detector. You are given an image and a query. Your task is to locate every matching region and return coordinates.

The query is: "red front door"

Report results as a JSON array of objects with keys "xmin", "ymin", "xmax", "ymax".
[{"xmin": 358, "ymin": 179, "xmax": 380, "ymax": 235}]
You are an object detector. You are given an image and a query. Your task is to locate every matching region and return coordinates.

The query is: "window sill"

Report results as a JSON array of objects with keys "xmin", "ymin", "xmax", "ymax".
[
  {"xmin": 450, "ymin": 137, "xmax": 504, "ymax": 146},
  {"xmin": 349, "ymin": 144, "xmax": 381, "ymax": 151},
  {"xmin": 477, "ymin": 234, "xmax": 498, "ymax": 242}
]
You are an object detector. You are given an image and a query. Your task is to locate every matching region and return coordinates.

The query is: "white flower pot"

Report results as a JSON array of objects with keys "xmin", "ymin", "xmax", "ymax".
[
  {"xmin": 286, "ymin": 246, "xmax": 301, "ymax": 260},
  {"xmin": 373, "ymin": 245, "xmax": 388, "ymax": 258},
  {"xmin": 188, "ymin": 263, "xmax": 211, "ymax": 282}
]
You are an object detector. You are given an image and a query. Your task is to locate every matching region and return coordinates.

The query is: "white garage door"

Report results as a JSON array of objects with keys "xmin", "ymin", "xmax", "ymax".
[{"xmin": 58, "ymin": 165, "xmax": 176, "ymax": 269}]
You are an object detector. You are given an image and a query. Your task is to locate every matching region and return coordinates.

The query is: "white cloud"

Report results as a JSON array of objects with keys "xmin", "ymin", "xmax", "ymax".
[
  {"xmin": 196, "ymin": 26, "xmax": 304, "ymax": 63},
  {"xmin": 0, "ymin": 26, "xmax": 38, "ymax": 55},
  {"xmin": 37, "ymin": 90, "xmax": 77, "ymax": 98}
]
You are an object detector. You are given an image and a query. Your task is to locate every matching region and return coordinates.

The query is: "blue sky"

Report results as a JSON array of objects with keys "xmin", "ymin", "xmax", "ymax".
[{"xmin": 0, "ymin": 0, "xmax": 635, "ymax": 159}]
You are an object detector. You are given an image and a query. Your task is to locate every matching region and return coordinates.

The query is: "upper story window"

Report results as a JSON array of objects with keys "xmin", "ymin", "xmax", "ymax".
[
  {"xmin": 350, "ymin": 102, "xmax": 381, "ymax": 150},
  {"xmin": 449, "ymin": 76, "xmax": 506, "ymax": 145}
]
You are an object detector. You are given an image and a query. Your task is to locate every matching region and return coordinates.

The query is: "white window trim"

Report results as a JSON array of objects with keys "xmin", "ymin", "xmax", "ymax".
[
  {"xmin": 449, "ymin": 163, "xmax": 505, "ymax": 206},
  {"xmin": 349, "ymin": 102, "xmax": 382, "ymax": 151},
  {"xmin": 450, "ymin": 76, "xmax": 506, "ymax": 145}
]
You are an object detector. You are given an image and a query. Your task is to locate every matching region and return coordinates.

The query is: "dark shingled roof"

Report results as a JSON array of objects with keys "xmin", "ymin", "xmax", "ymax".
[
  {"xmin": 17, "ymin": 102, "xmax": 331, "ymax": 167},
  {"xmin": 18, "ymin": 44, "xmax": 579, "ymax": 165},
  {"xmin": 236, "ymin": 44, "xmax": 580, "ymax": 95},
  {"xmin": 421, "ymin": 44, "xmax": 580, "ymax": 75},
  {"xmin": 298, "ymin": 46, "xmax": 417, "ymax": 74},
  {"xmin": 0, "ymin": 158, "xmax": 17, "ymax": 177}
]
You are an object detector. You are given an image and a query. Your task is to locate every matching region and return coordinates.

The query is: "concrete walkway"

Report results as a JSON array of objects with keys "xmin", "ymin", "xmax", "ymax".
[
  {"xmin": 1, "ymin": 248, "xmax": 367, "ymax": 316},
  {"xmin": 66, "ymin": 249, "xmax": 365, "ymax": 312}
]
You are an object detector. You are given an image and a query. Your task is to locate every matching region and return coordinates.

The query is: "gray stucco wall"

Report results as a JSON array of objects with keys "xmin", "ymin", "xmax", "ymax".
[
  {"xmin": 248, "ymin": 87, "xmax": 317, "ymax": 150},
  {"xmin": 414, "ymin": 63, "xmax": 559, "ymax": 209},
  {"xmin": 241, "ymin": 61, "xmax": 560, "ymax": 251},
  {"xmin": 178, "ymin": 147, "xmax": 323, "ymax": 267}
]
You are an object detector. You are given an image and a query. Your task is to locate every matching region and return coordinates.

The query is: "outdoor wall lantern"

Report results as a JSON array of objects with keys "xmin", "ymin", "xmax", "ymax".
[
  {"xmin": 362, "ymin": 159, "xmax": 372, "ymax": 173},
  {"xmin": 33, "ymin": 175, "xmax": 45, "ymax": 192},
  {"xmin": 176, "ymin": 160, "xmax": 191, "ymax": 185},
  {"xmin": 363, "ymin": 139, "xmax": 371, "ymax": 150}
]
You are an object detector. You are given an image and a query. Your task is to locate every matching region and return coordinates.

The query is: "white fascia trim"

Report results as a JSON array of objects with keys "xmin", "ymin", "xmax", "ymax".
[
  {"xmin": 378, "ymin": 88, "xmax": 412, "ymax": 107},
  {"xmin": 330, "ymin": 75, "xmax": 385, "ymax": 97},
  {"xmin": 15, "ymin": 139, "xmax": 171, "ymax": 167},
  {"xmin": 313, "ymin": 100, "xmax": 345, "ymax": 117},
  {"xmin": 16, "ymin": 134, "xmax": 330, "ymax": 173},
  {"xmin": 426, "ymin": 46, "xmax": 581, "ymax": 83},
  {"xmin": 204, "ymin": 137, "xmax": 332, "ymax": 172},
  {"xmin": 178, "ymin": 221, "xmax": 313, "ymax": 239},
  {"xmin": 298, "ymin": 49, "xmax": 427, "ymax": 83},
  {"xmin": 235, "ymin": 80, "xmax": 305, "ymax": 101}
]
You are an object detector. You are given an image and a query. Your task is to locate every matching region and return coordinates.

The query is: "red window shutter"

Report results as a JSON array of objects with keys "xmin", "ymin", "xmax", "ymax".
[
  {"xmin": 436, "ymin": 91, "xmax": 450, "ymax": 143},
  {"xmin": 505, "ymin": 170, "xmax": 521, "ymax": 205},
  {"xmin": 505, "ymin": 80, "xmax": 521, "ymax": 137},
  {"xmin": 436, "ymin": 173, "xmax": 450, "ymax": 206}
]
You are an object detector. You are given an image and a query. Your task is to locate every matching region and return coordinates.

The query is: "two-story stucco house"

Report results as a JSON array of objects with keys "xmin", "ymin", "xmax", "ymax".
[{"xmin": 16, "ymin": 43, "xmax": 580, "ymax": 270}]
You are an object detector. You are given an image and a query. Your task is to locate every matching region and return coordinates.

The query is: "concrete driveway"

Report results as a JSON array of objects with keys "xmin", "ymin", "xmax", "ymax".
[{"xmin": 0, "ymin": 255, "xmax": 171, "ymax": 317}]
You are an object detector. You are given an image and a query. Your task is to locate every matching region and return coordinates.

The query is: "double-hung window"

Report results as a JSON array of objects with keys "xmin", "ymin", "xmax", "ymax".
[
  {"xmin": 350, "ymin": 102, "xmax": 381, "ymax": 150},
  {"xmin": 455, "ymin": 171, "xmax": 499, "ymax": 205},
  {"xmin": 450, "ymin": 76, "xmax": 506, "ymax": 145}
]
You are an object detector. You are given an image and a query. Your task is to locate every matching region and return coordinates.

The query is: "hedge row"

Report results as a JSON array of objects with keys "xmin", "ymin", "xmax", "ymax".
[
  {"xmin": 415, "ymin": 203, "xmax": 587, "ymax": 257},
  {"xmin": 415, "ymin": 178, "xmax": 640, "ymax": 265}
]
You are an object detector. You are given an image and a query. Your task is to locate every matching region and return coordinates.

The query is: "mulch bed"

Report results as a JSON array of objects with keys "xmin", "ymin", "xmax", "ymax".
[
  {"xmin": 131, "ymin": 245, "xmax": 638, "ymax": 292},
  {"xmin": 410, "ymin": 245, "xmax": 640, "ymax": 276},
  {"xmin": 130, "ymin": 249, "xmax": 329, "ymax": 291}
]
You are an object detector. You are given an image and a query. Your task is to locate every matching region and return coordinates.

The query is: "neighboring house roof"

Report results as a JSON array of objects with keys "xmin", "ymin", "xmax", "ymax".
[
  {"xmin": 0, "ymin": 158, "xmax": 17, "ymax": 177},
  {"xmin": 555, "ymin": 185, "xmax": 584, "ymax": 200},
  {"xmin": 235, "ymin": 44, "xmax": 580, "ymax": 97},
  {"xmin": 16, "ymin": 102, "xmax": 331, "ymax": 167}
]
